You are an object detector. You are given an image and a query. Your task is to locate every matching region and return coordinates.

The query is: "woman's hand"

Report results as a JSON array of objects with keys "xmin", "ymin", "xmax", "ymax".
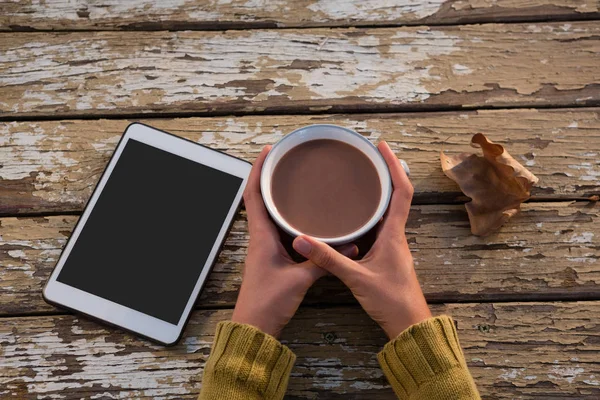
[
  {"xmin": 232, "ymin": 146, "xmax": 357, "ymax": 338},
  {"xmin": 292, "ymin": 141, "xmax": 431, "ymax": 339}
]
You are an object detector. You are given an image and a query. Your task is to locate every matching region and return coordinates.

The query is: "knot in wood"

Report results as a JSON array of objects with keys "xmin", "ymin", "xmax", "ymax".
[{"xmin": 323, "ymin": 332, "xmax": 337, "ymax": 344}]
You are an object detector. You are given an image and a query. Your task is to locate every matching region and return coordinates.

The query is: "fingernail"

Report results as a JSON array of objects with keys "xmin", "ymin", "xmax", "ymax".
[
  {"xmin": 294, "ymin": 237, "xmax": 312, "ymax": 255},
  {"xmin": 399, "ymin": 159, "xmax": 410, "ymax": 176}
]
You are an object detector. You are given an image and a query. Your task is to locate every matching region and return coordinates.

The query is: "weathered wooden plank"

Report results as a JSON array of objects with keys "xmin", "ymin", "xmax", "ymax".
[
  {"xmin": 1, "ymin": 109, "xmax": 599, "ymax": 216},
  {"xmin": 1, "ymin": 201, "xmax": 598, "ymax": 315},
  {"xmin": 1, "ymin": 302, "xmax": 599, "ymax": 399},
  {"xmin": 1, "ymin": 0, "xmax": 599, "ymax": 31},
  {"xmin": 1, "ymin": 22, "xmax": 599, "ymax": 118}
]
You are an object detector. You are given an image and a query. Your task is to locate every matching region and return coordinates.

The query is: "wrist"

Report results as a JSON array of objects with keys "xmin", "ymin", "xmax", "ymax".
[
  {"xmin": 382, "ymin": 306, "xmax": 432, "ymax": 339},
  {"xmin": 381, "ymin": 292, "xmax": 432, "ymax": 339},
  {"xmin": 231, "ymin": 305, "xmax": 281, "ymax": 338}
]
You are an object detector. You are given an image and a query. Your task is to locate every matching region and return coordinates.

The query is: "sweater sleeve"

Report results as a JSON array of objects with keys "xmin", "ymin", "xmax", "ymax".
[
  {"xmin": 378, "ymin": 315, "xmax": 481, "ymax": 400},
  {"xmin": 199, "ymin": 321, "xmax": 296, "ymax": 400}
]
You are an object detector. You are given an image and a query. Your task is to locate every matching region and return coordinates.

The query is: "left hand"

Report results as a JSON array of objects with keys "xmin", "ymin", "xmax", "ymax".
[
  {"xmin": 291, "ymin": 142, "xmax": 431, "ymax": 339},
  {"xmin": 231, "ymin": 146, "xmax": 357, "ymax": 338}
]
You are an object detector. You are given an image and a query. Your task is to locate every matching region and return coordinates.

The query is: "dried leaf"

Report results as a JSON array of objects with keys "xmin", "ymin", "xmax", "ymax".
[{"xmin": 441, "ymin": 133, "xmax": 539, "ymax": 236}]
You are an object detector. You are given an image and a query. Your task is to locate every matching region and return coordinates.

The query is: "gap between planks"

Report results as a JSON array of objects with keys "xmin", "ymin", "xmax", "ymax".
[
  {"xmin": 3, "ymin": 14, "xmax": 600, "ymax": 33},
  {"xmin": 2, "ymin": 102, "xmax": 600, "ymax": 124},
  {"xmin": 1, "ymin": 199, "xmax": 597, "ymax": 222},
  {"xmin": 2, "ymin": 0, "xmax": 600, "ymax": 32},
  {"xmin": 1, "ymin": 196, "xmax": 598, "ymax": 219},
  {"xmin": 4, "ymin": 294, "xmax": 600, "ymax": 321}
]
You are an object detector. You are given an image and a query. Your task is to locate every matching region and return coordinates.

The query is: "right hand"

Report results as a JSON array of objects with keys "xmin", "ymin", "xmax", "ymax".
[
  {"xmin": 292, "ymin": 141, "xmax": 431, "ymax": 339},
  {"xmin": 232, "ymin": 146, "xmax": 358, "ymax": 338}
]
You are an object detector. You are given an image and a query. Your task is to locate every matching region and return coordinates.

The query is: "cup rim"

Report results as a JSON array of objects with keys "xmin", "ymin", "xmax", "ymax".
[{"xmin": 260, "ymin": 124, "xmax": 392, "ymax": 245}]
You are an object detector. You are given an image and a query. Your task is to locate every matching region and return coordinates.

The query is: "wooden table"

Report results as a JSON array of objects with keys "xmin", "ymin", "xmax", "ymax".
[{"xmin": 1, "ymin": 1, "xmax": 599, "ymax": 398}]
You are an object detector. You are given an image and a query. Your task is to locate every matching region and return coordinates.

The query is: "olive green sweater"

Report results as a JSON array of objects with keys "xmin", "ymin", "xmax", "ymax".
[{"xmin": 199, "ymin": 316, "xmax": 480, "ymax": 399}]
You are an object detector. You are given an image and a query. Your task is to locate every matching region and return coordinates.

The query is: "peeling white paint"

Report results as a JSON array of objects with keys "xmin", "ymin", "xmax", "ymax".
[
  {"xmin": 2, "ymin": 28, "xmax": 462, "ymax": 113},
  {"xmin": 0, "ymin": 324, "xmax": 202, "ymax": 396},
  {"xmin": 0, "ymin": 127, "xmax": 78, "ymax": 182},
  {"xmin": 584, "ymin": 375, "xmax": 599, "ymax": 386},
  {"xmin": 307, "ymin": 0, "xmax": 445, "ymax": 20},
  {"xmin": 0, "ymin": 130, "xmax": 46, "ymax": 147},
  {"xmin": 567, "ymin": 257, "xmax": 597, "ymax": 264},
  {"xmin": 351, "ymin": 381, "xmax": 386, "ymax": 390},
  {"xmin": 182, "ymin": 336, "xmax": 212, "ymax": 353},
  {"xmin": 499, "ymin": 368, "xmax": 520, "ymax": 380},
  {"xmin": 90, "ymin": 392, "xmax": 119, "ymax": 399},
  {"xmin": 520, "ymin": 154, "xmax": 536, "ymax": 167},
  {"xmin": 70, "ymin": 325, "xmax": 86, "ymax": 335},
  {"xmin": 311, "ymin": 379, "xmax": 342, "ymax": 390},
  {"xmin": 548, "ymin": 366, "xmax": 585, "ymax": 384},
  {"xmin": 196, "ymin": 131, "xmax": 216, "ymax": 145},
  {"xmin": 90, "ymin": 135, "xmax": 121, "ymax": 153},
  {"xmin": 7, "ymin": 250, "xmax": 26, "ymax": 259},
  {"xmin": 356, "ymin": 35, "xmax": 380, "ymax": 47},
  {"xmin": 88, "ymin": 0, "xmax": 223, "ymax": 21},
  {"xmin": 568, "ymin": 232, "xmax": 594, "ymax": 244},
  {"xmin": 453, "ymin": 64, "xmax": 473, "ymax": 75}
]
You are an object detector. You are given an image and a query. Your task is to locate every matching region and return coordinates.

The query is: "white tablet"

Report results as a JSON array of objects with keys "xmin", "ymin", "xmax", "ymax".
[{"xmin": 43, "ymin": 123, "xmax": 251, "ymax": 345}]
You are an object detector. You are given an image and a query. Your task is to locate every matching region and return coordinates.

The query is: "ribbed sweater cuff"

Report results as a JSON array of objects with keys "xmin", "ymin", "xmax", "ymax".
[
  {"xmin": 199, "ymin": 321, "xmax": 296, "ymax": 400},
  {"xmin": 378, "ymin": 315, "xmax": 477, "ymax": 399}
]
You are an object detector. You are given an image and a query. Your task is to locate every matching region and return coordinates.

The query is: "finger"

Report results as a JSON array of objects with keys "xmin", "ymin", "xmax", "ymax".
[
  {"xmin": 379, "ymin": 141, "xmax": 411, "ymax": 189},
  {"xmin": 309, "ymin": 245, "xmax": 359, "ymax": 279},
  {"xmin": 377, "ymin": 141, "xmax": 414, "ymax": 234},
  {"xmin": 290, "ymin": 259, "xmax": 329, "ymax": 284},
  {"xmin": 336, "ymin": 243, "xmax": 359, "ymax": 259},
  {"xmin": 243, "ymin": 146, "xmax": 279, "ymax": 240},
  {"xmin": 293, "ymin": 236, "xmax": 360, "ymax": 283}
]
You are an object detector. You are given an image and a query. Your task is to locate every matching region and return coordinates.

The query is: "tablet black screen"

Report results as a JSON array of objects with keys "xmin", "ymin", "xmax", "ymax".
[{"xmin": 57, "ymin": 138, "xmax": 243, "ymax": 324}]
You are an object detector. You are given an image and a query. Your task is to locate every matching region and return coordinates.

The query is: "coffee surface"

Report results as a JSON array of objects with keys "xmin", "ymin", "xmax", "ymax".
[{"xmin": 271, "ymin": 139, "xmax": 382, "ymax": 238}]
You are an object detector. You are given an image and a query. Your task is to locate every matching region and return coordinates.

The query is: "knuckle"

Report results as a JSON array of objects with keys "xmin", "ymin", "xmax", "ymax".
[
  {"xmin": 317, "ymin": 250, "xmax": 334, "ymax": 267},
  {"xmin": 398, "ymin": 182, "xmax": 414, "ymax": 200},
  {"xmin": 347, "ymin": 268, "xmax": 369, "ymax": 287},
  {"xmin": 406, "ymin": 183, "xmax": 414, "ymax": 198}
]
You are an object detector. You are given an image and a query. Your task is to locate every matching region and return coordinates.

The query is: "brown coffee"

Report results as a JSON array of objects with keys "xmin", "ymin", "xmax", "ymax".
[{"xmin": 271, "ymin": 139, "xmax": 381, "ymax": 238}]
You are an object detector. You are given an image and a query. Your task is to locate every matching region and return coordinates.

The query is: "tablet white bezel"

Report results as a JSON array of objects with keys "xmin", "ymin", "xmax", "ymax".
[{"xmin": 43, "ymin": 123, "xmax": 251, "ymax": 345}]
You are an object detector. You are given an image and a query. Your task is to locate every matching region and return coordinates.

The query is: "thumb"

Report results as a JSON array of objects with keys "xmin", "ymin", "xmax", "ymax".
[{"xmin": 293, "ymin": 236, "xmax": 357, "ymax": 282}]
